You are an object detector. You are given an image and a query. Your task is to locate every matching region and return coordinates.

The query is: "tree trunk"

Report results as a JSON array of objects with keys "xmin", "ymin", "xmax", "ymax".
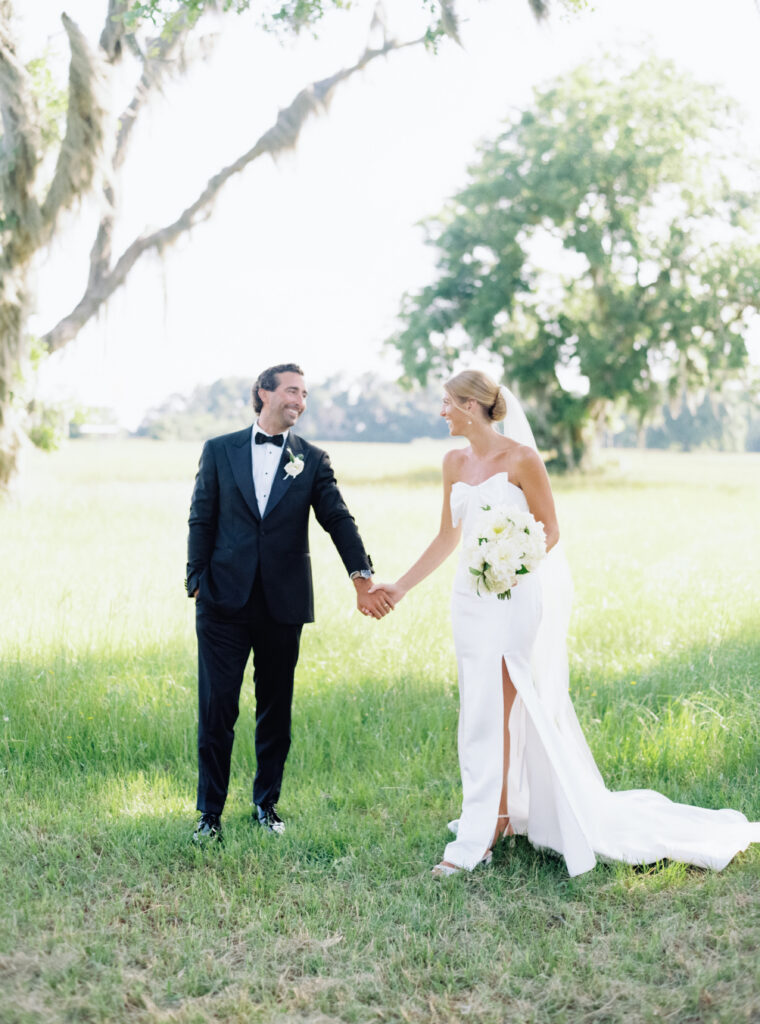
[
  {"xmin": 0, "ymin": 283, "xmax": 27, "ymax": 487},
  {"xmin": 0, "ymin": 0, "xmax": 423, "ymax": 491},
  {"xmin": 1, "ymin": 7, "xmax": 107, "ymax": 489}
]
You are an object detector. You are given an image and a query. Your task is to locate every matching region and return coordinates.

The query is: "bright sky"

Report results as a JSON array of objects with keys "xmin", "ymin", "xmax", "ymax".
[{"xmin": 22, "ymin": 0, "xmax": 760, "ymax": 426}]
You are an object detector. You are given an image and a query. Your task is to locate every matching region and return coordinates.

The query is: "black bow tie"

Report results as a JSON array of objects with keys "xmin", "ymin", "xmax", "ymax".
[{"xmin": 255, "ymin": 431, "xmax": 284, "ymax": 447}]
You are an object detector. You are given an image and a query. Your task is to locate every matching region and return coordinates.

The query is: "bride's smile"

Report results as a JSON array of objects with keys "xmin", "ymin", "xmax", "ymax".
[{"xmin": 371, "ymin": 368, "xmax": 760, "ymax": 878}]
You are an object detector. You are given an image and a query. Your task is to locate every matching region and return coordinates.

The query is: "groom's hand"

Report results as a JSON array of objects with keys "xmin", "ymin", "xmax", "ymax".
[
  {"xmin": 353, "ymin": 577, "xmax": 394, "ymax": 619},
  {"xmin": 368, "ymin": 582, "xmax": 404, "ymax": 607}
]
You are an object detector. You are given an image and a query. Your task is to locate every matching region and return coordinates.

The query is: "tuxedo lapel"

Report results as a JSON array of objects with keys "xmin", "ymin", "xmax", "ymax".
[
  {"xmin": 226, "ymin": 427, "xmax": 260, "ymax": 520},
  {"xmin": 264, "ymin": 433, "xmax": 305, "ymax": 518}
]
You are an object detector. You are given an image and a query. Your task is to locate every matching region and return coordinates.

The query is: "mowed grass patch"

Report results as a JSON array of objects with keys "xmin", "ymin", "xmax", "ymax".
[{"xmin": 1, "ymin": 441, "xmax": 759, "ymax": 1023}]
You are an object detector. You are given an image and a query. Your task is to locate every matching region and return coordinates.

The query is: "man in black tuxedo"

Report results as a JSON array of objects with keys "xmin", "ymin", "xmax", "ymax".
[{"xmin": 186, "ymin": 363, "xmax": 391, "ymax": 842}]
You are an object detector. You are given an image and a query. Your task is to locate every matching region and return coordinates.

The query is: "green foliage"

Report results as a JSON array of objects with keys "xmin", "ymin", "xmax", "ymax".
[
  {"xmin": 123, "ymin": 0, "xmax": 444, "ymax": 47},
  {"xmin": 1, "ymin": 442, "xmax": 759, "ymax": 1021},
  {"xmin": 25, "ymin": 52, "xmax": 68, "ymax": 150},
  {"xmin": 269, "ymin": 0, "xmax": 351, "ymax": 33},
  {"xmin": 127, "ymin": 0, "xmax": 390, "ymax": 34},
  {"xmin": 390, "ymin": 55, "xmax": 760, "ymax": 469},
  {"xmin": 124, "ymin": 0, "xmax": 252, "ymax": 31},
  {"xmin": 26, "ymin": 401, "xmax": 65, "ymax": 450},
  {"xmin": 124, "ymin": 0, "xmax": 585, "ymax": 37}
]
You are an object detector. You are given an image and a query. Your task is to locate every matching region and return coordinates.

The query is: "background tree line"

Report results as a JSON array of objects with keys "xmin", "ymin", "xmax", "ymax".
[
  {"xmin": 134, "ymin": 373, "xmax": 450, "ymax": 442},
  {"xmin": 130, "ymin": 371, "xmax": 760, "ymax": 451}
]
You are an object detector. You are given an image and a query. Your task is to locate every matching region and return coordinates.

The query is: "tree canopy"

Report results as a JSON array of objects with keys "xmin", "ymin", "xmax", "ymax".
[
  {"xmin": 0, "ymin": 0, "xmax": 576, "ymax": 489},
  {"xmin": 389, "ymin": 55, "xmax": 760, "ymax": 468},
  {"xmin": 0, "ymin": 0, "xmax": 420, "ymax": 487}
]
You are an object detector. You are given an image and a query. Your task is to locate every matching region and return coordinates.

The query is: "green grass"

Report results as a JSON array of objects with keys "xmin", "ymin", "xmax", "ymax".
[{"xmin": 2, "ymin": 440, "xmax": 760, "ymax": 1023}]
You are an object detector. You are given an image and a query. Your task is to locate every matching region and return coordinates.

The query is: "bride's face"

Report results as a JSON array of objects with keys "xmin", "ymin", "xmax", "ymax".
[{"xmin": 441, "ymin": 391, "xmax": 470, "ymax": 435}]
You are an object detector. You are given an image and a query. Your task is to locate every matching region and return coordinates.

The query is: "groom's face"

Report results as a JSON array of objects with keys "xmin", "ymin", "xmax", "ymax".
[{"xmin": 259, "ymin": 371, "xmax": 308, "ymax": 434}]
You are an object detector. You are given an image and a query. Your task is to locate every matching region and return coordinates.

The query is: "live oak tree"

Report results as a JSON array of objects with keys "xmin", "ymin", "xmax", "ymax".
[
  {"xmin": 0, "ymin": 0, "xmax": 575, "ymax": 490},
  {"xmin": 389, "ymin": 56, "xmax": 760, "ymax": 469},
  {"xmin": 0, "ymin": 0, "xmax": 427, "ymax": 488}
]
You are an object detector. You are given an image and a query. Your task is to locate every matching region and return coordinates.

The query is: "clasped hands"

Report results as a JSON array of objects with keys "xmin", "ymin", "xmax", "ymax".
[
  {"xmin": 191, "ymin": 580, "xmax": 402, "ymax": 619},
  {"xmin": 353, "ymin": 578, "xmax": 405, "ymax": 620}
]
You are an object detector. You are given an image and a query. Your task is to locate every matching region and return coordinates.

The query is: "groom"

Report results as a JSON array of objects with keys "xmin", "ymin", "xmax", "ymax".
[{"xmin": 186, "ymin": 363, "xmax": 392, "ymax": 842}]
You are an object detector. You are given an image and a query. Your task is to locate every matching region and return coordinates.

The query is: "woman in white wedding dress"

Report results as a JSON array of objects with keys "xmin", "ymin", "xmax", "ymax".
[{"xmin": 371, "ymin": 370, "xmax": 760, "ymax": 877}]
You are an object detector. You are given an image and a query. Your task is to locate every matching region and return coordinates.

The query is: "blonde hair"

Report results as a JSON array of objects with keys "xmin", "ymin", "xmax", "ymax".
[{"xmin": 444, "ymin": 370, "xmax": 506, "ymax": 422}]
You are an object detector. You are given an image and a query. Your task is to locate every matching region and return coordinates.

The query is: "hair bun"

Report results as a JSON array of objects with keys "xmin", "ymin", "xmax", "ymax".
[
  {"xmin": 445, "ymin": 370, "xmax": 506, "ymax": 423},
  {"xmin": 490, "ymin": 388, "xmax": 507, "ymax": 422}
]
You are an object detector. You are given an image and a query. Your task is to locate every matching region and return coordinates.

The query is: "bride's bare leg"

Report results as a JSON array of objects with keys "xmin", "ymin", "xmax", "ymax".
[{"xmin": 490, "ymin": 657, "xmax": 517, "ymax": 848}]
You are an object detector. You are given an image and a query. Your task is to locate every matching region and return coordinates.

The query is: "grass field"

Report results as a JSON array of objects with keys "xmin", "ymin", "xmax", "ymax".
[{"xmin": 2, "ymin": 440, "xmax": 760, "ymax": 1024}]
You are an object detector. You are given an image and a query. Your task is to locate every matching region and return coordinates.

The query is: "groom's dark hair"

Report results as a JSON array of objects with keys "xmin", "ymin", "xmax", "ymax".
[{"xmin": 252, "ymin": 363, "xmax": 305, "ymax": 413}]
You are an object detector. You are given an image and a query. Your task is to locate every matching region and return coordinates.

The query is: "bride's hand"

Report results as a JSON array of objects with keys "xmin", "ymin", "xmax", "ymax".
[{"xmin": 368, "ymin": 581, "xmax": 405, "ymax": 606}]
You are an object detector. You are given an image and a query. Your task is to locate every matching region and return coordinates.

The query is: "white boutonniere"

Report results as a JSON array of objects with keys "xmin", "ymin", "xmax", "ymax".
[{"xmin": 283, "ymin": 446, "xmax": 305, "ymax": 480}]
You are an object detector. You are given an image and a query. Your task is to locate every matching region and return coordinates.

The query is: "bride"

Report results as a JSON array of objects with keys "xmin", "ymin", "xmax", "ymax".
[{"xmin": 371, "ymin": 370, "xmax": 760, "ymax": 877}]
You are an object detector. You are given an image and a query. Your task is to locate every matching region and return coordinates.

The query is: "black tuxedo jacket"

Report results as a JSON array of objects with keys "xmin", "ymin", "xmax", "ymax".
[{"xmin": 186, "ymin": 427, "xmax": 372, "ymax": 623}]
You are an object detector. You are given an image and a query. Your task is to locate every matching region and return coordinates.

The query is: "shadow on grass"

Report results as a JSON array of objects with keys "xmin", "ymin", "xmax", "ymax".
[
  {"xmin": 4, "ymin": 630, "xmax": 760, "ymax": 1024},
  {"xmin": 3, "ymin": 625, "xmax": 760, "ymax": 841}
]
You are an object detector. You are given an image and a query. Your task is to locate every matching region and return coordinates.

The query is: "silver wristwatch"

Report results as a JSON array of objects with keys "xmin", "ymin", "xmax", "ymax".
[{"xmin": 350, "ymin": 569, "xmax": 374, "ymax": 580}]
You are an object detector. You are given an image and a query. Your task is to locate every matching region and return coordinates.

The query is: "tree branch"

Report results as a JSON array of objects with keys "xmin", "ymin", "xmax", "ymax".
[
  {"xmin": 41, "ymin": 35, "xmax": 424, "ymax": 354},
  {"xmin": 100, "ymin": 0, "xmax": 133, "ymax": 62},
  {"xmin": 113, "ymin": 8, "xmax": 198, "ymax": 170},
  {"xmin": 38, "ymin": 15, "xmax": 107, "ymax": 241},
  {"xmin": 0, "ymin": 0, "xmax": 43, "ymax": 257},
  {"xmin": 86, "ymin": 7, "xmax": 211, "ymax": 296}
]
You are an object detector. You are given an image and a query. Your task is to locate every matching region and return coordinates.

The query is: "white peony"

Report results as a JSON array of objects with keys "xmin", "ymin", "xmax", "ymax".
[{"xmin": 467, "ymin": 503, "xmax": 546, "ymax": 600}]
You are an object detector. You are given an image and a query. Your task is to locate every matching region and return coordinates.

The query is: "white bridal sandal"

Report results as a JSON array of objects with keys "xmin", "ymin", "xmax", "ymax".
[{"xmin": 431, "ymin": 851, "xmax": 493, "ymax": 878}]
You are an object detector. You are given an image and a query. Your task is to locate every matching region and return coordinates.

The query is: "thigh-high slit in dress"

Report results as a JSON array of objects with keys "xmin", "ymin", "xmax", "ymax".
[{"xmin": 443, "ymin": 472, "xmax": 760, "ymax": 875}]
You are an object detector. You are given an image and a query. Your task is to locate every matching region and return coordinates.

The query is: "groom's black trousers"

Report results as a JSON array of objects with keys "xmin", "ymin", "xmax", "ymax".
[{"xmin": 195, "ymin": 571, "xmax": 302, "ymax": 815}]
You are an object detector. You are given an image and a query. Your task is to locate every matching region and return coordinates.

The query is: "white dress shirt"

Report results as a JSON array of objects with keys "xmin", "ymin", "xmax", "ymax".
[{"xmin": 251, "ymin": 421, "xmax": 289, "ymax": 516}]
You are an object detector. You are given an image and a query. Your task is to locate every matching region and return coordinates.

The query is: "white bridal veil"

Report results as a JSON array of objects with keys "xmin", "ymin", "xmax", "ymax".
[
  {"xmin": 500, "ymin": 381, "xmax": 760, "ymax": 876},
  {"xmin": 447, "ymin": 381, "xmax": 760, "ymax": 874},
  {"xmin": 499, "ymin": 385, "xmax": 603, "ymax": 833}
]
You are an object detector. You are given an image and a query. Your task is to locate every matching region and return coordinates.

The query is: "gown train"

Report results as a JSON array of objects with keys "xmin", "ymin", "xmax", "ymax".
[{"xmin": 443, "ymin": 472, "xmax": 760, "ymax": 875}]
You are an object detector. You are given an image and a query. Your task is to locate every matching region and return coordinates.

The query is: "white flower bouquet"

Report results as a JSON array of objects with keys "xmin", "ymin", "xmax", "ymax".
[{"xmin": 466, "ymin": 504, "xmax": 546, "ymax": 600}]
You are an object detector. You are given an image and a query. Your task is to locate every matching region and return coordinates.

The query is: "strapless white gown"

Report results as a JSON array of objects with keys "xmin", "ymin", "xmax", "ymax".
[{"xmin": 444, "ymin": 472, "xmax": 760, "ymax": 875}]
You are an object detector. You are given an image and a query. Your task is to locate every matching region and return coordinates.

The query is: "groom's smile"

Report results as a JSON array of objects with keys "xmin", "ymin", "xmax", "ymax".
[
  {"xmin": 189, "ymin": 360, "xmax": 381, "ymax": 845},
  {"xmin": 257, "ymin": 371, "xmax": 308, "ymax": 435}
]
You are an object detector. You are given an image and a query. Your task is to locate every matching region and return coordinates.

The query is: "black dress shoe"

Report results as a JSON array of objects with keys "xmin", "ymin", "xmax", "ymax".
[
  {"xmin": 193, "ymin": 811, "xmax": 223, "ymax": 844},
  {"xmin": 254, "ymin": 804, "xmax": 285, "ymax": 834}
]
